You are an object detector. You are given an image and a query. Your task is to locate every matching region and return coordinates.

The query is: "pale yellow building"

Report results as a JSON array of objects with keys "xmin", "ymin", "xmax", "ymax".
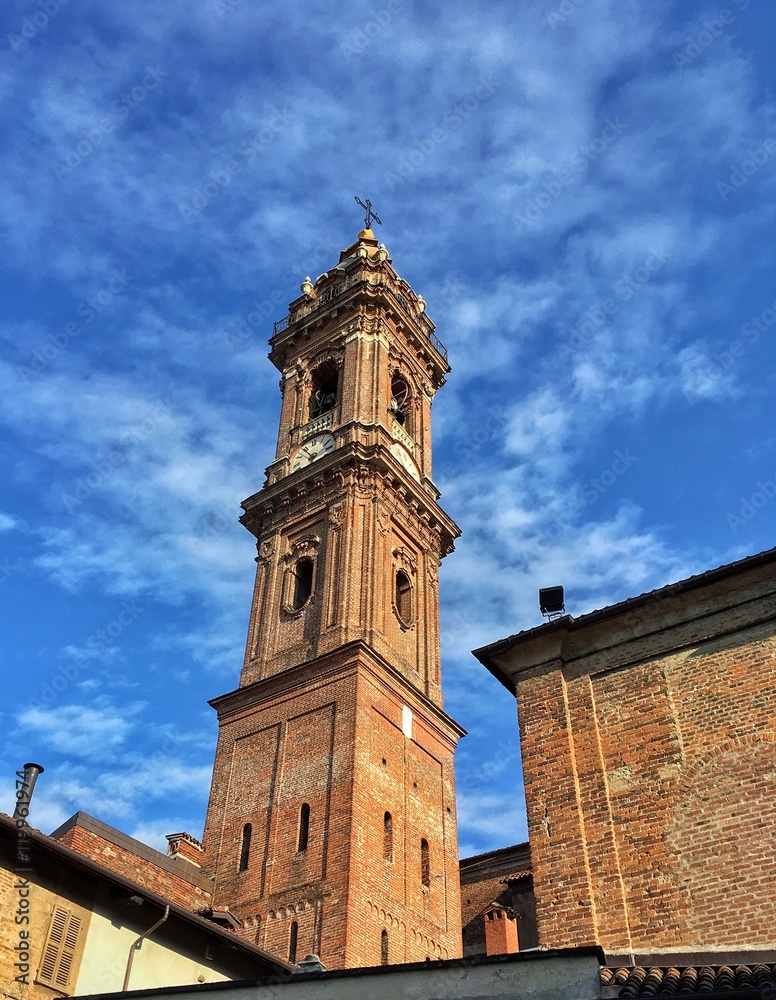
[{"xmin": 0, "ymin": 813, "xmax": 289, "ymax": 998}]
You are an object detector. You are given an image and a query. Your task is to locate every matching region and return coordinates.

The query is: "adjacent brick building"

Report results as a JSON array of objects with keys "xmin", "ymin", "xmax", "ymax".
[
  {"xmin": 202, "ymin": 228, "xmax": 465, "ymax": 970},
  {"xmin": 0, "ymin": 812, "xmax": 288, "ymax": 998},
  {"xmin": 51, "ymin": 813, "xmax": 211, "ymax": 912},
  {"xmin": 459, "ymin": 843, "xmax": 537, "ymax": 957},
  {"xmin": 474, "ymin": 546, "xmax": 776, "ymax": 962}
]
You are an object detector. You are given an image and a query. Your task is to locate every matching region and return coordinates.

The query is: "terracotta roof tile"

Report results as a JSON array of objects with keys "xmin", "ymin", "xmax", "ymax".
[{"xmin": 602, "ymin": 965, "xmax": 776, "ymax": 997}]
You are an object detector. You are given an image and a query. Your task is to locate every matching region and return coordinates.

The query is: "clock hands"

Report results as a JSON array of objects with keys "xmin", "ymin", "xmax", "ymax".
[{"xmin": 292, "ymin": 435, "xmax": 336, "ymax": 472}]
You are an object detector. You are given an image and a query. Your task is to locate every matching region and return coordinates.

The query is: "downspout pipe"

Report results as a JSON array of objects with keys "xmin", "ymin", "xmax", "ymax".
[{"xmin": 123, "ymin": 905, "xmax": 170, "ymax": 991}]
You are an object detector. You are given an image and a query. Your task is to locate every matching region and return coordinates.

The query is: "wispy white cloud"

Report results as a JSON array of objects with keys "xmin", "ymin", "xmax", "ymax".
[
  {"xmin": 457, "ymin": 794, "xmax": 529, "ymax": 858},
  {"xmin": 1, "ymin": 0, "xmax": 774, "ymax": 859},
  {"xmin": 17, "ymin": 701, "xmax": 145, "ymax": 759}
]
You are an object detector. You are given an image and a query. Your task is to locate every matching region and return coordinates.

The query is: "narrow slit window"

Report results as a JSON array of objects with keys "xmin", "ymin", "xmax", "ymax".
[
  {"xmin": 292, "ymin": 558, "xmax": 314, "ymax": 610},
  {"xmin": 395, "ymin": 570, "xmax": 412, "ymax": 624},
  {"xmin": 420, "ymin": 838, "xmax": 430, "ymax": 887},
  {"xmin": 289, "ymin": 921, "xmax": 298, "ymax": 964},
  {"xmin": 239, "ymin": 823, "xmax": 252, "ymax": 872},
  {"xmin": 381, "ymin": 929, "xmax": 389, "ymax": 966},
  {"xmin": 383, "ymin": 812, "xmax": 393, "ymax": 862},
  {"xmin": 298, "ymin": 803, "xmax": 310, "ymax": 852}
]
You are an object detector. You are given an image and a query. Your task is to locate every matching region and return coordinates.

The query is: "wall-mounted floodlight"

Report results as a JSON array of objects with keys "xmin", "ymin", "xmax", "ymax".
[{"xmin": 539, "ymin": 586, "xmax": 565, "ymax": 620}]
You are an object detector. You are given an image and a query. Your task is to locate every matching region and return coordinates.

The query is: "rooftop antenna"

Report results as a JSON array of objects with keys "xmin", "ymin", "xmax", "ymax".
[
  {"xmin": 539, "ymin": 586, "xmax": 565, "ymax": 621},
  {"xmin": 354, "ymin": 195, "xmax": 382, "ymax": 230}
]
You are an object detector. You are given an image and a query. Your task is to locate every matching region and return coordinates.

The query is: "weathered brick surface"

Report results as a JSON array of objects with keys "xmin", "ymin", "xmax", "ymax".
[
  {"xmin": 203, "ymin": 231, "xmax": 463, "ymax": 970},
  {"xmin": 483, "ymin": 907, "xmax": 519, "ymax": 955},
  {"xmin": 500, "ymin": 558, "xmax": 776, "ymax": 956},
  {"xmin": 54, "ymin": 823, "xmax": 211, "ymax": 911},
  {"xmin": 460, "ymin": 845, "xmax": 536, "ymax": 955},
  {"xmin": 203, "ymin": 647, "xmax": 463, "ymax": 969},
  {"xmin": 166, "ymin": 832, "xmax": 204, "ymax": 867}
]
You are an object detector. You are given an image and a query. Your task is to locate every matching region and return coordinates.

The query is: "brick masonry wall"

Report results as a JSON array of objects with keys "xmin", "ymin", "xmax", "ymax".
[
  {"xmin": 203, "ymin": 647, "xmax": 463, "ymax": 970},
  {"xmin": 516, "ymin": 584, "xmax": 776, "ymax": 955},
  {"xmin": 460, "ymin": 872, "xmax": 513, "ymax": 956},
  {"xmin": 460, "ymin": 848, "xmax": 537, "ymax": 956},
  {"xmin": 54, "ymin": 826, "xmax": 211, "ymax": 911}
]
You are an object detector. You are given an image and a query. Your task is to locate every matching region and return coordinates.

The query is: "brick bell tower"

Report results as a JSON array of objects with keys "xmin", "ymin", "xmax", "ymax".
[{"xmin": 202, "ymin": 221, "xmax": 464, "ymax": 971}]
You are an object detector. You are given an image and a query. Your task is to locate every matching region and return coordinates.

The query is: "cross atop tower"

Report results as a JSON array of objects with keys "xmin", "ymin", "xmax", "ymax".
[{"xmin": 354, "ymin": 194, "xmax": 382, "ymax": 230}]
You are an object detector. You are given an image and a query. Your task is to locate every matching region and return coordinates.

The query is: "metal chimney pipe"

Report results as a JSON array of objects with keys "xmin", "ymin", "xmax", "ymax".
[{"xmin": 14, "ymin": 762, "xmax": 44, "ymax": 821}]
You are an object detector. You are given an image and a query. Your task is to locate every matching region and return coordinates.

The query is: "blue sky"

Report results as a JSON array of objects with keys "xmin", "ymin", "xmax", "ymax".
[{"xmin": 1, "ymin": 0, "xmax": 774, "ymax": 860}]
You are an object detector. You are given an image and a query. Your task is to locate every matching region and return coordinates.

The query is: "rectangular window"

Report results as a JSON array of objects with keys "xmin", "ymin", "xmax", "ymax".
[
  {"xmin": 421, "ymin": 838, "xmax": 430, "ymax": 887},
  {"xmin": 239, "ymin": 822, "xmax": 252, "ymax": 872},
  {"xmin": 298, "ymin": 803, "xmax": 310, "ymax": 852},
  {"xmin": 37, "ymin": 904, "xmax": 84, "ymax": 994}
]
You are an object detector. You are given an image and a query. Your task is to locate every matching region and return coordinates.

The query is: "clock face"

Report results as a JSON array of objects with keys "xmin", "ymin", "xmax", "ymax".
[
  {"xmin": 390, "ymin": 442, "xmax": 420, "ymax": 481},
  {"xmin": 290, "ymin": 434, "xmax": 336, "ymax": 472}
]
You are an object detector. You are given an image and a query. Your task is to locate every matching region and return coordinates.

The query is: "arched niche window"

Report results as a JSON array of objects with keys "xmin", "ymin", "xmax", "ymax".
[
  {"xmin": 383, "ymin": 812, "xmax": 393, "ymax": 862},
  {"xmin": 238, "ymin": 823, "xmax": 252, "ymax": 873},
  {"xmin": 420, "ymin": 838, "xmax": 430, "ymax": 887},
  {"xmin": 297, "ymin": 803, "xmax": 310, "ymax": 852},
  {"xmin": 395, "ymin": 570, "xmax": 413, "ymax": 626},
  {"xmin": 389, "ymin": 374, "xmax": 412, "ymax": 433},
  {"xmin": 289, "ymin": 921, "xmax": 298, "ymax": 964},
  {"xmin": 310, "ymin": 359, "xmax": 339, "ymax": 419},
  {"xmin": 380, "ymin": 929, "xmax": 389, "ymax": 966},
  {"xmin": 292, "ymin": 558, "xmax": 314, "ymax": 611}
]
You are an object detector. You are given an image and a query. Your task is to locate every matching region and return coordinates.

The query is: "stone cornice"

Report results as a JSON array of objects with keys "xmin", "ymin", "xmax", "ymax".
[
  {"xmin": 270, "ymin": 259, "xmax": 448, "ymax": 384},
  {"xmin": 209, "ymin": 640, "xmax": 466, "ymax": 747},
  {"xmin": 474, "ymin": 551, "xmax": 776, "ymax": 691},
  {"xmin": 241, "ymin": 444, "xmax": 460, "ymax": 555}
]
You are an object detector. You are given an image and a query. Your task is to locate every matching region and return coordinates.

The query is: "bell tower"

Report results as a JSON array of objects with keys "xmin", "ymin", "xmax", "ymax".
[{"xmin": 202, "ymin": 224, "xmax": 464, "ymax": 970}]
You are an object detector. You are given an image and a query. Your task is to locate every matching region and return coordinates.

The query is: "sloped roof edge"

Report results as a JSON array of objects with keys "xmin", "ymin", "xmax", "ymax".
[
  {"xmin": 0, "ymin": 813, "xmax": 291, "ymax": 975},
  {"xmin": 473, "ymin": 545, "xmax": 776, "ymax": 689}
]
